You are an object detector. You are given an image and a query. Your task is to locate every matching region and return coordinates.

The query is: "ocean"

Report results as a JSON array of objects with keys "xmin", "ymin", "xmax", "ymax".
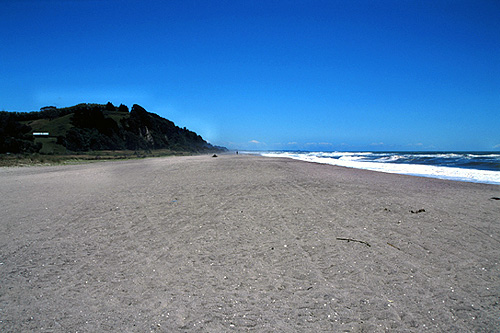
[{"xmin": 245, "ymin": 151, "xmax": 500, "ymax": 185}]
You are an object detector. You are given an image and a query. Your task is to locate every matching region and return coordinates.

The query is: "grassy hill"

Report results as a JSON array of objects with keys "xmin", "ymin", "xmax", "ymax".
[{"xmin": 1, "ymin": 103, "xmax": 226, "ymax": 155}]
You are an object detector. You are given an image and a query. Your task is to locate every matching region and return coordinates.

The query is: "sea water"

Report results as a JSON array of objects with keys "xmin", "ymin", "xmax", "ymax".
[{"xmin": 249, "ymin": 151, "xmax": 500, "ymax": 185}]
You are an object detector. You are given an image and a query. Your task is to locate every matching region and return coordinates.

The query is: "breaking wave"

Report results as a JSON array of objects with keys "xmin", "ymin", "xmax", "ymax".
[{"xmin": 254, "ymin": 151, "xmax": 500, "ymax": 185}]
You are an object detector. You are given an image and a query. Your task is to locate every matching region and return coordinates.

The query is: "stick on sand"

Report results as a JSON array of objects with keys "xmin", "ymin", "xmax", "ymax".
[{"xmin": 336, "ymin": 237, "xmax": 371, "ymax": 247}]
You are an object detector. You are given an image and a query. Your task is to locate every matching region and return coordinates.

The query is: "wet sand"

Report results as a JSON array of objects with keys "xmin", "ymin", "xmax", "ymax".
[{"xmin": 1, "ymin": 154, "xmax": 499, "ymax": 332}]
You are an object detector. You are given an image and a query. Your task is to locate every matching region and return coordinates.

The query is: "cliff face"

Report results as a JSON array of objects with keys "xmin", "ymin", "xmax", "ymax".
[{"xmin": 0, "ymin": 103, "xmax": 227, "ymax": 154}]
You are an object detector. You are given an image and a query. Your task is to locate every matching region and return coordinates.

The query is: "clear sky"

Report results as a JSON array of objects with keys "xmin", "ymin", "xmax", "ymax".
[{"xmin": 1, "ymin": 0, "xmax": 499, "ymax": 151}]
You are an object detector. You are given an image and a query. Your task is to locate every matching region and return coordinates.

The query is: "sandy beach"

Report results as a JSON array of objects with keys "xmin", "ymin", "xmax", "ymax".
[{"xmin": 1, "ymin": 154, "xmax": 499, "ymax": 332}]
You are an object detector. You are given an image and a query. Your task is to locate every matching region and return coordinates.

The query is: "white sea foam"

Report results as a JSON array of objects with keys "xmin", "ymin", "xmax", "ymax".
[{"xmin": 261, "ymin": 152, "xmax": 500, "ymax": 185}]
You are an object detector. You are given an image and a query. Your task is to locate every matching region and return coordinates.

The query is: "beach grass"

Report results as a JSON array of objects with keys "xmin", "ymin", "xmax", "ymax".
[{"xmin": 0, "ymin": 149, "xmax": 200, "ymax": 167}]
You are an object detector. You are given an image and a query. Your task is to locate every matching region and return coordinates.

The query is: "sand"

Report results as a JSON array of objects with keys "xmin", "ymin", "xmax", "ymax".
[{"xmin": 1, "ymin": 154, "xmax": 499, "ymax": 332}]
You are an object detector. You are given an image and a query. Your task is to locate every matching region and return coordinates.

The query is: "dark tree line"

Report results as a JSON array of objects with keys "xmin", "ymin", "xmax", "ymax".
[
  {"xmin": 0, "ymin": 112, "xmax": 42, "ymax": 153},
  {"xmin": 1, "ymin": 102, "xmax": 224, "ymax": 154}
]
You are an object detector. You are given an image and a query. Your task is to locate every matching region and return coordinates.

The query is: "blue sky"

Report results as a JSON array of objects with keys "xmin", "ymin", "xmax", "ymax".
[{"xmin": 1, "ymin": 0, "xmax": 499, "ymax": 151}]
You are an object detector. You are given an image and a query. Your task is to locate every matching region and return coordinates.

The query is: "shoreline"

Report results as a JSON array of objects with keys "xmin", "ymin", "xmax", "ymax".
[
  {"xmin": 255, "ymin": 151, "xmax": 500, "ymax": 186},
  {"xmin": 1, "ymin": 155, "xmax": 499, "ymax": 331}
]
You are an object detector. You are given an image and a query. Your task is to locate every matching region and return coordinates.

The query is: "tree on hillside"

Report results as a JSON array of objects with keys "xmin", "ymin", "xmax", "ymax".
[
  {"xmin": 105, "ymin": 102, "xmax": 115, "ymax": 111},
  {"xmin": 0, "ymin": 112, "xmax": 41, "ymax": 153},
  {"xmin": 118, "ymin": 104, "xmax": 129, "ymax": 113}
]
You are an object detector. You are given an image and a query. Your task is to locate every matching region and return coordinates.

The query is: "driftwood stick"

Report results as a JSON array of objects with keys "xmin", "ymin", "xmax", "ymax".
[
  {"xmin": 336, "ymin": 237, "xmax": 371, "ymax": 247},
  {"xmin": 387, "ymin": 242, "xmax": 401, "ymax": 250}
]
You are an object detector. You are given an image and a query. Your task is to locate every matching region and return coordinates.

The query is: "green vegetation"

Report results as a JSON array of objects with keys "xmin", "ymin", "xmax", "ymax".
[
  {"xmin": 0, "ymin": 149, "xmax": 200, "ymax": 167},
  {"xmin": 1, "ymin": 102, "xmax": 227, "ymax": 160}
]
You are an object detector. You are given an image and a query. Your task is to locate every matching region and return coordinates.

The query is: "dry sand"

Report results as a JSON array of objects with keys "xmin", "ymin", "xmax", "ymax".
[{"xmin": 1, "ymin": 154, "xmax": 499, "ymax": 332}]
